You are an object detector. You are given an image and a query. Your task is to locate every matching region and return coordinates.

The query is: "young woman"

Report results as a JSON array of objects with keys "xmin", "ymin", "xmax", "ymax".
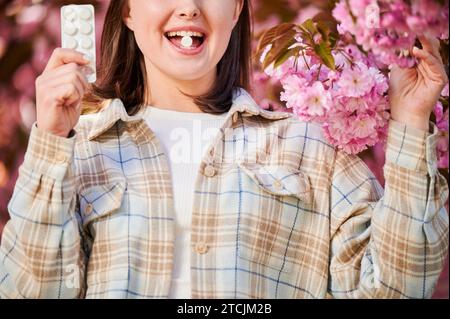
[{"xmin": 0, "ymin": 0, "xmax": 448, "ymax": 299}]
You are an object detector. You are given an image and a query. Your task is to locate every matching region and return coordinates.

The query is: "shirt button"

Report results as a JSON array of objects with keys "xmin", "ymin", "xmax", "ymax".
[
  {"xmin": 55, "ymin": 153, "xmax": 68, "ymax": 164},
  {"xmin": 85, "ymin": 203, "xmax": 94, "ymax": 215},
  {"xmin": 204, "ymin": 165, "xmax": 216, "ymax": 178},
  {"xmin": 195, "ymin": 242, "xmax": 209, "ymax": 255},
  {"xmin": 273, "ymin": 179, "xmax": 283, "ymax": 191}
]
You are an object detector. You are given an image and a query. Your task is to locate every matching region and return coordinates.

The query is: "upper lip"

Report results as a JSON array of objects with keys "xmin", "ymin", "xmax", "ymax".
[{"xmin": 164, "ymin": 26, "xmax": 208, "ymax": 38}]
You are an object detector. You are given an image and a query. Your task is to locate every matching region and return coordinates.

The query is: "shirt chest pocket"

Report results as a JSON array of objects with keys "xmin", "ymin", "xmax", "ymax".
[
  {"xmin": 78, "ymin": 181, "xmax": 127, "ymax": 230},
  {"xmin": 237, "ymin": 162, "xmax": 312, "ymax": 274}
]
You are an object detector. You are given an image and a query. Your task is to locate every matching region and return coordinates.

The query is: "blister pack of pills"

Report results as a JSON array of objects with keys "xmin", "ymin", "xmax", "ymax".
[{"xmin": 61, "ymin": 4, "xmax": 96, "ymax": 83}]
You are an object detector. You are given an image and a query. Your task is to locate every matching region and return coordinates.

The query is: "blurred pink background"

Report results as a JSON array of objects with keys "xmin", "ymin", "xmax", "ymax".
[{"xmin": 0, "ymin": 0, "xmax": 448, "ymax": 299}]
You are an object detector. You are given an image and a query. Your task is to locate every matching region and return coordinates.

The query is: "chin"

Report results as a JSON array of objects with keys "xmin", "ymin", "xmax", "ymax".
[
  {"xmin": 177, "ymin": 74, "xmax": 208, "ymax": 81},
  {"xmin": 165, "ymin": 67, "xmax": 211, "ymax": 82}
]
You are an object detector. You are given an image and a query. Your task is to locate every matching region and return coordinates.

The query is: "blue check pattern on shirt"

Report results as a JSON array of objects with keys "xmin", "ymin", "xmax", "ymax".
[{"xmin": 0, "ymin": 89, "xmax": 448, "ymax": 299}]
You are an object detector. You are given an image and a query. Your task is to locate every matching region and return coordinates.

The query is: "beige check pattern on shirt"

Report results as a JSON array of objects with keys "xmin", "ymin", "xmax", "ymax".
[{"xmin": 0, "ymin": 89, "xmax": 448, "ymax": 299}]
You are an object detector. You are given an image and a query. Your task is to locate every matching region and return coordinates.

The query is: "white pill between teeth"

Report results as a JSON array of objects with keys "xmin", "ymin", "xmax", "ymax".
[
  {"xmin": 181, "ymin": 36, "xmax": 193, "ymax": 48},
  {"xmin": 80, "ymin": 22, "xmax": 92, "ymax": 35}
]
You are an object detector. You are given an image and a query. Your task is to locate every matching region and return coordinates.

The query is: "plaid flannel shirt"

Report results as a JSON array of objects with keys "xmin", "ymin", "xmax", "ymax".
[{"xmin": 0, "ymin": 89, "xmax": 448, "ymax": 299}]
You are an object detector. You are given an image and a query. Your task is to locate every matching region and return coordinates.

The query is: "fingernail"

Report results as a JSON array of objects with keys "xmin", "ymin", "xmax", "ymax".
[{"xmin": 83, "ymin": 54, "xmax": 91, "ymax": 62}]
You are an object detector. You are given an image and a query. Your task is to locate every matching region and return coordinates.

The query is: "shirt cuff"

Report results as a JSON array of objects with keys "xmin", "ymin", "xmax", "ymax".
[
  {"xmin": 23, "ymin": 122, "xmax": 77, "ymax": 181},
  {"xmin": 385, "ymin": 120, "xmax": 438, "ymax": 176}
]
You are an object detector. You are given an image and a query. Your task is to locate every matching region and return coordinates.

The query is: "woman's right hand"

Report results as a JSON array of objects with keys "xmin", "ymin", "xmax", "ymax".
[{"xmin": 36, "ymin": 48, "xmax": 92, "ymax": 138}]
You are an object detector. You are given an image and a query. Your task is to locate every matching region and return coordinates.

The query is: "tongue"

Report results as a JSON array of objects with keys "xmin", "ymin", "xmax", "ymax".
[{"xmin": 169, "ymin": 36, "xmax": 202, "ymax": 48}]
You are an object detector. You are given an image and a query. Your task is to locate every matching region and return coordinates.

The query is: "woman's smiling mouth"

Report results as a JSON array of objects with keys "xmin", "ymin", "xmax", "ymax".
[
  {"xmin": 164, "ymin": 27, "xmax": 208, "ymax": 56},
  {"xmin": 165, "ymin": 31, "xmax": 205, "ymax": 47}
]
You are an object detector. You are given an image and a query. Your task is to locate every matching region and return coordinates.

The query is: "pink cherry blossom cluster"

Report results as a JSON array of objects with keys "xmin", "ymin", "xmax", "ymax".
[
  {"xmin": 333, "ymin": 0, "xmax": 449, "ymax": 68},
  {"xmin": 264, "ymin": 44, "xmax": 390, "ymax": 154},
  {"xmin": 435, "ymin": 84, "xmax": 449, "ymax": 169}
]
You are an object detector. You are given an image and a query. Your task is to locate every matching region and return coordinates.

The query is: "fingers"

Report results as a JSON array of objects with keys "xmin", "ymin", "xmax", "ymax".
[
  {"xmin": 37, "ymin": 49, "xmax": 92, "ymax": 111},
  {"xmin": 43, "ymin": 68, "xmax": 89, "ymax": 107},
  {"xmin": 47, "ymin": 62, "xmax": 94, "ymax": 79},
  {"xmin": 52, "ymin": 76, "xmax": 84, "ymax": 100},
  {"xmin": 51, "ymin": 82, "xmax": 83, "ymax": 108},
  {"xmin": 415, "ymin": 34, "xmax": 447, "ymax": 84},
  {"xmin": 44, "ymin": 48, "xmax": 90, "ymax": 73},
  {"xmin": 45, "ymin": 63, "xmax": 91, "ymax": 92},
  {"xmin": 413, "ymin": 46, "xmax": 436, "ymax": 62},
  {"xmin": 387, "ymin": 64, "xmax": 404, "ymax": 82},
  {"xmin": 413, "ymin": 47, "xmax": 448, "ymax": 83},
  {"xmin": 417, "ymin": 34, "xmax": 442, "ymax": 63}
]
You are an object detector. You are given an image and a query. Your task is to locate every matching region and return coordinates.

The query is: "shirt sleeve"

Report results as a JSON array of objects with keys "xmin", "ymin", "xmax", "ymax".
[
  {"xmin": 328, "ymin": 120, "xmax": 449, "ymax": 299},
  {"xmin": 0, "ymin": 123, "xmax": 86, "ymax": 299}
]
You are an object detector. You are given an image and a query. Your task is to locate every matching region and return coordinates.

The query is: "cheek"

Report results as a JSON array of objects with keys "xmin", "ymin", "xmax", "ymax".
[
  {"xmin": 133, "ymin": 30, "xmax": 160, "ymax": 63},
  {"xmin": 210, "ymin": 21, "xmax": 235, "ymax": 59},
  {"xmin": 132, "ymin": 18, "xmax": 164, "ymax": 56},
  {"xmin": 130, "ymin": 5, "xmax": 165, "ymax": 46}
]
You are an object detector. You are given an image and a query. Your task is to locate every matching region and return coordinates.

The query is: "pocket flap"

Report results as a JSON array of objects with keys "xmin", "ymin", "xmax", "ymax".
[
  {"xmin": 238, "ymin": 162, "xmax": 311, "ymax": 204},
  {"xmin": 78, "ymin": 182, "xmax": 126, "ymax": 226}
]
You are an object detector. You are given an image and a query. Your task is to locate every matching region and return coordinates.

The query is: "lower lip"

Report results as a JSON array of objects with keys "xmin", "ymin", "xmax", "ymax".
[{"xmin": 164, "ymin": 36, "xmax": 206, "ymax": 56}]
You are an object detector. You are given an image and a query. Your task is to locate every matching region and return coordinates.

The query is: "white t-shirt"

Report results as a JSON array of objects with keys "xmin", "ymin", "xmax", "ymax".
[{"xmin": 139, "ymin": 106, "xmax": 228, "ymax": 298}]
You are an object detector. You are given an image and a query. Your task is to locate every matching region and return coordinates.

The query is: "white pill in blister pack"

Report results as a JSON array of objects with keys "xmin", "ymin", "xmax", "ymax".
[{"xmin": 61, "ymin": 4, "xmax": 96, "ymax": 83}]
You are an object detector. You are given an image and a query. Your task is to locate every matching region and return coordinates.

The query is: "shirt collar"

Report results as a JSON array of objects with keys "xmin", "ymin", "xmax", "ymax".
[{"xmin": 86, "ymin": 88, "xmax": 291, "ymax": 141}]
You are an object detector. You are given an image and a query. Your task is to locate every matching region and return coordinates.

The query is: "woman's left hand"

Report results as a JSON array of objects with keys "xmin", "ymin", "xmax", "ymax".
[{"xmin": 389, "ymin": 35, "xmax": 448, "ymax": 132}]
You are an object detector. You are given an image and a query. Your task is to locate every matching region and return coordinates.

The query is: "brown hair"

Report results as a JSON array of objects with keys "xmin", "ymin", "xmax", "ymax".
[{"xmin": 82, "ymin": 0, "xmax": 252, "ymax": 115}]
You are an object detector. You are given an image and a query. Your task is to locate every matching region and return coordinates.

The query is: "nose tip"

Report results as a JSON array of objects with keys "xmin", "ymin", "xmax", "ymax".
[
  {"xmin": 179, "ymin": 12, "xmax": 198, "ymax": 19},
  {"xmin": 177, "ymin": 8, "xmax": 200, "ymax": 19}
]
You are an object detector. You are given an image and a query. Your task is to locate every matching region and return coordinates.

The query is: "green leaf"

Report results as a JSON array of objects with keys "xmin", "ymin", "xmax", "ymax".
[
  {"xmin": 262, "ymin": 29, "xmax": 297, "ymax": 69},
  {"xmin": 313, "ymin": 12, "xmax": 338, "ymax": 37},
  {"xmin": 314, "ymin": 42, "xmax": 336, "ymax": 70},
  {"xmin": 299, "ymin": 19, "xmax": 318, "ymax": 37},
  {"xmin": 274, "ymin": 46, "xmax": 302, "ymax": 69},
  {"xmin": 256, "ymin": 23, "xmax": 296, "ymax": 57}
]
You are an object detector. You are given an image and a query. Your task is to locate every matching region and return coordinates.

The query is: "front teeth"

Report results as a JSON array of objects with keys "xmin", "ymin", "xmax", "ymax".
[{"xmin": 166, "ymin": 31, "xmax": 204, "ymax": 37}]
